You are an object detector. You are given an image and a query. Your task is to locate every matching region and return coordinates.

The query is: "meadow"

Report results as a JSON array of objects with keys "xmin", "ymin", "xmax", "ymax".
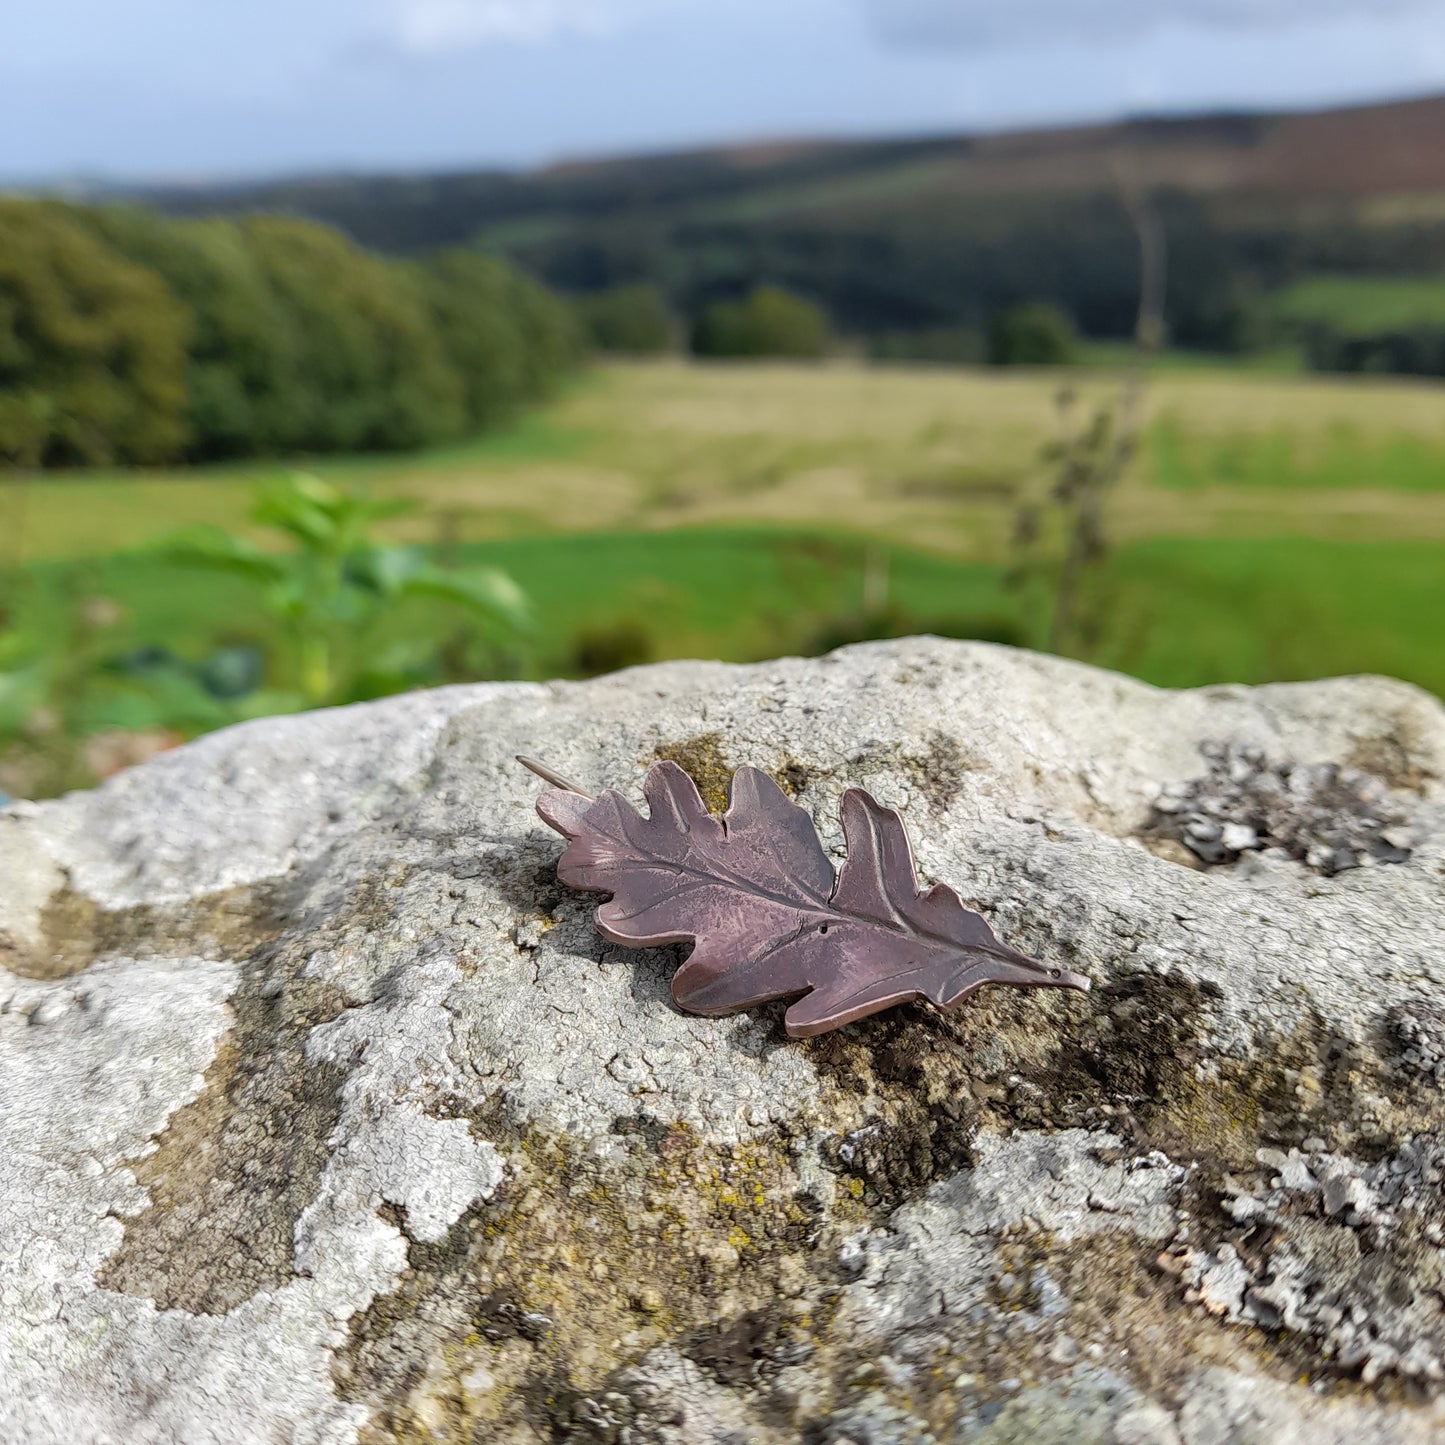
[
  {"xmin": 4, "ymin": 358, "xmax": 1443, "ymax": 794},
  {"xmin": 13, "ymin": 360, "xmax": 1445, "ymax": 560}
]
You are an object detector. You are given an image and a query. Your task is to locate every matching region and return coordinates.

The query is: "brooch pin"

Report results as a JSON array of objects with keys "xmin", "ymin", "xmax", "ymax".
[{"xmin": 520, "ymin": 756, "xmax": 1090, "ymax": 1038}]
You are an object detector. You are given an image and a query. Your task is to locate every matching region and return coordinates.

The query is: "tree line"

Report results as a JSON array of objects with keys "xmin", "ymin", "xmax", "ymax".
[
  {"xmin": 0, "ymin": 199, "xmax": 582, "ymax": 468},
  {"xmin": 578, "ymin": 280, "xmax": 1083, "ymax": 367}
]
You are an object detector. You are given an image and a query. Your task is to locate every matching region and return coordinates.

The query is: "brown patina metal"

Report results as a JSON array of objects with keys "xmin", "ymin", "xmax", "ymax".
[{"xmin": 520, "ymin": 755, "xmax": 1090, "ymax": 1038}]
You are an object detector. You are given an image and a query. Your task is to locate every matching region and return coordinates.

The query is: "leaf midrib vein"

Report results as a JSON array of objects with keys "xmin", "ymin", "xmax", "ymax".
[{"xmin": 590, "ymin": 816, "xmax": 982, "ymax": 956}]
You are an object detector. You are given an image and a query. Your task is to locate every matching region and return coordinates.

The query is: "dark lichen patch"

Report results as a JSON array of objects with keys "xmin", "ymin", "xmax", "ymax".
[
  {"xmin": 862, "ymin": 1231, "xmax": 1357, "ymax": 1439},
  {"xmin": 807, "ymin": 972, "xmax": 1437, "ymax": 1219},
  {"xmin": 652, "ymin": 732, "xmax": 732, "ymax": 813},
  {"xmin": 811, "ymin": 1018, "xmax": 981, "ymax": 1208},
  {"xmin": 813, "ymin": 1186, "xmax": 1438, "ymax": 1439},
  {"xmin": 96, "ymin": 878, "xmax": 367, "ymax": 1316},
  {"xmin": 336, "ymin": 1116, "xmax": 842, "ymax": 1444},
  {"xmin": 897, "ymin": 732, "xmax": 973, "ymax": 814},
  {"xmin": 804, "ymin": 981, "xmax": 1120, "ymax": 1209},
  {"xmin": 771, "ymin": 754, "xmax": 816, "ymax": 799},
  {"xmin": 2, "ymin": 877, "xmax": 286, "ymax": 980},
  {"xmin": 1147, "ymin": 742, "xmax": 1413, "ymax": 875},
  {"xmin": 1386, "ymin": 998, "xmax": 1445, "ymax": 1087},
  {"xmin": 1041, "ymin": 974, "xmax": 1261, "ymax": 1164},
  {"xmin": 1164, "ymin": 1130, "xmax": 1445, "ymax": 1396},
  {"xmin": 690, "ymin": 1305, "xmax": 815, "ymax": 1387}
]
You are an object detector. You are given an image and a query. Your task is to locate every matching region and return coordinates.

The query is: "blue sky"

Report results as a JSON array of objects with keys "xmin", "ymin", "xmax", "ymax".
[{"xmin": 4, "ymin": 0, "xmax": 1445, "ymax": 181}]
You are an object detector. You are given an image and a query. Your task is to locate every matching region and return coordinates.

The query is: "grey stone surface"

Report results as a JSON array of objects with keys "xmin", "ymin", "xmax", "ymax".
[{"xmin": 2, "ymin": 639, "xmax": 1444, "ymax": 1443}]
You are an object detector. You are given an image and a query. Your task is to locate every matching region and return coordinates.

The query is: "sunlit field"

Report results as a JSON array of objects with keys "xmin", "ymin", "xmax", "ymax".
[{"xmin": 13, "ymin": 360, "xmax": 1445, "ymax": 564}]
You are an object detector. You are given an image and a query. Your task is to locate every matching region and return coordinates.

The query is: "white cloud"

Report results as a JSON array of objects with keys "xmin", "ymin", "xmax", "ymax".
[
  {"xmin": 388, "ymin": 0, "xmax": 674, "ymax": 53},
  {"xmin": 867, "ymin": 0, "xmax": 1441, "ymax": 48},
  {"xmin": 379, "ymin": 0, "xmax": 1445, "ymax": 62}
]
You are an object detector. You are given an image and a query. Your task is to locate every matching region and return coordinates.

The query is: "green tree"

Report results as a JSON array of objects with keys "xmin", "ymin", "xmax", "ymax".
[
  {"xmin": 692, "ymin": 286, "xmax": 829, "ymax": 359},
  {"xmin": 987, "ymin": 302, "xmax": 1079, "ymax": 367},
  {"xmin": 579, "ymin": 284, "xmax": 674, "ymax": 354},
  {"xmin": 412, "ymin": 249, "xmax": 580, "ymax": 428},
  {"xmin": 691, "ymin": 300, "xmax": 749, "ymax": 358},
  {"xmin": 0, "ymin": 201, "xmax": 189, "ymax": 466},
  {"xmin": 3, "ymin": 201, "xmax": 584, "ymax": 468},
  {"xmin": 238, "ymin": 218, "xmax": 466, "ymax": 453},
  {"xmin": 412, "ymin": 250, "xmax": 529, "ymax": 428},
  {"xmin": 504, "ymin": 263, "xmax": 586, "ymax": 398},
  {"xmin": 81, "ymin": 206, "xmax": 309, "ymax": 460},
  {"xmin": 869, "ymin": 327, "xmax": 986, "ymax": 365}
]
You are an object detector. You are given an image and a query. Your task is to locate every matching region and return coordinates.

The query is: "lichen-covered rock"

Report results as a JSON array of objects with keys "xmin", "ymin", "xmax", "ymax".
[{"xmin": 2, "ymin": 640, "xmax": 1444, "ymax": 1444}]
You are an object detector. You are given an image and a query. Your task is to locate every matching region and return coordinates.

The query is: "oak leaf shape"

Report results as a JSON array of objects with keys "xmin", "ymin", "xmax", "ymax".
[{"xmin": 537, "ymin": 761, "xmax": 1090, "ymax": 1038}]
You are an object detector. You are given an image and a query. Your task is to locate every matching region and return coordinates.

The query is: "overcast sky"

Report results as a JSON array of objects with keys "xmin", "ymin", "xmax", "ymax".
[{"xmin": 4, "ymin": 0, "xmax": 1445, "ymax": 181}]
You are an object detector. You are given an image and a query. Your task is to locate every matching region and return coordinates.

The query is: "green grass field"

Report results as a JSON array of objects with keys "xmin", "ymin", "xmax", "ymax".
[
  {"xmin": 3, "ymin": 359, "xmax": 1443, "ymax": 796},
  {"xmin": 1270, "ymin": 275, "xmax": 1445, "ymax": 333},
  {"xmin": 11, "ymin": 361, "xmax": 1445, "ymax": 564},
  {"xmin": 9, "ymin": 527, "xmax": 1444, "ymax": 707},
  {"xmin": 1149, "ymin": 415, "xmax": 1445, "ymax": 492}
]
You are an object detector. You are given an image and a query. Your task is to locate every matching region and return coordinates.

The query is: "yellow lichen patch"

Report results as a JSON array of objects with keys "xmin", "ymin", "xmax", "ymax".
[
  {"xmin": 338, "ymin": 1117, "xmax": 839, "ymax": 1442},
  {"xmin": 652, "ymin": 733, "xmax": 732, "ymax": 813}
]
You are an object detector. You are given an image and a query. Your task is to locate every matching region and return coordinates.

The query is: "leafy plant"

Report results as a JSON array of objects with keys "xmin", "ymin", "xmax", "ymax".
[
  {"xmin": 162, "ymin": 472, "xmax": 531, "ymax": 707},
  {"xmin": 1007, "ymin": 171, "xmax": 1166, "ymax": 657}
]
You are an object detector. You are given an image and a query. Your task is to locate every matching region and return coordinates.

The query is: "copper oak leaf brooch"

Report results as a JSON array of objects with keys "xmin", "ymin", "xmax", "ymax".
[{"xmin": 520, "ymin": 755, "xmax": 1091, "ymax": 1039}]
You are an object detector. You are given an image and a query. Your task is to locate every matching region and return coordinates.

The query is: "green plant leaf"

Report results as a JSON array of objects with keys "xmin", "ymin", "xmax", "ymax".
[
  {"xmin": 344, "ymin": 543, "xmax": 427, "ymax": 597},
  {"xmin": 252, "ymin": 473, "xmax": 414, "ymax": 553},
  {"xmin": 158, "ymin": 525, "xmax": 289, "ymax": 583},
  {"xmin": 397, "ymin": 563, "xmax": 533, "ymax": 632},
  {"xmin": 252, "ymin": 475, "xmax": 342, "ymax": 549},
  {"xmin": 81, "ymin": 679, "xmax": 222, "ymax": 734}
]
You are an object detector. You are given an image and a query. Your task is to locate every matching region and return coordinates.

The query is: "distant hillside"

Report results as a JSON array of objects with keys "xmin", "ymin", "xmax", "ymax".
[{"xmin": 139, "ymin": 93, "xmax": 1445, "ymax": 350}]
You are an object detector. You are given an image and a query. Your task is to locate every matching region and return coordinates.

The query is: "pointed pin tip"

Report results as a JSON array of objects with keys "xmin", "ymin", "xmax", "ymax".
[{"xmin": 516, "ymin": 754, "xmax": 595, "ymax": 801}]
